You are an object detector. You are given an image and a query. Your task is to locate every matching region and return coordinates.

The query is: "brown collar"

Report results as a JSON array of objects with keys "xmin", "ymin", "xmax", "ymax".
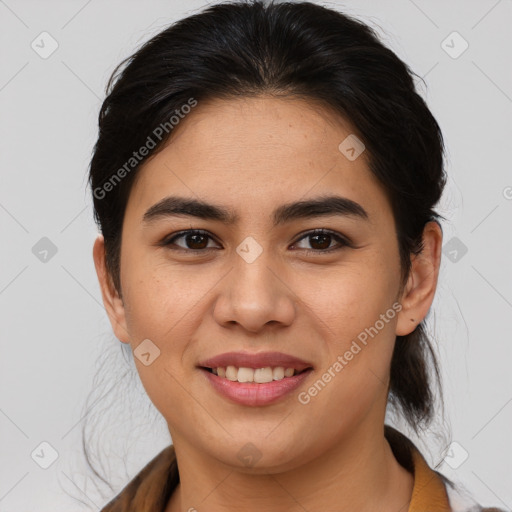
[{"xmin": 100, "ymin": 425, "xmax": 452, "ymax": 511}]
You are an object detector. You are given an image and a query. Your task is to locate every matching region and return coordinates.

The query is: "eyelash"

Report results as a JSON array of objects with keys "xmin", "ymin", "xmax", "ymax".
[{"xmin": 160, "ymin": 228, "xmax": 352, "ymax": 255}]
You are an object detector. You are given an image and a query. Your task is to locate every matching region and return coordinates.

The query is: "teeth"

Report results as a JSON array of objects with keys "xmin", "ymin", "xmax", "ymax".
[
  {"xmin": 238, "ymin": 367, "xmax": 254, "ymax": 383},
  {"xmin": 254, "ymin": 367, "xmax": 273, "ymax": 383},
  {"xmin": 272, "ymin": 367, "xmax": 284, "ymax": 380},
  {"xmin": 214, "ymin": 366, "xmax": 299, "ymax": 383},
  {"xmin": 284, "ymin": 368, "xmax": 294, "ymax": 377}
]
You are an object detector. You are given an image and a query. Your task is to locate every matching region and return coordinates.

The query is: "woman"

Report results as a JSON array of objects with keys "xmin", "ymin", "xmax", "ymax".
[{"xmin": 88, "ymin": 1, "xmax": 506, "ymax": 511}]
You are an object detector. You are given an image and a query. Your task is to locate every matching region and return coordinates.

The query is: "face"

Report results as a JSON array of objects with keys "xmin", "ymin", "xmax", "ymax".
[{"xmin": 95, "ymin": 96, "xmax": 430, "ymax": 473}]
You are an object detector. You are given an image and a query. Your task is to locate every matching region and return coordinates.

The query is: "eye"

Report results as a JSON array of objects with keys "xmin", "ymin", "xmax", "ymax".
[
  {"xmin": 161, "ymin": 229, "xmax": 221, "ymax": 251},
  {"xmin": 160, "ymin": 228, "xmax": 351, "ymax": 254},
  {"xmin": 291, "ymin": 229, "xmax": 351, "ymax": 254}
]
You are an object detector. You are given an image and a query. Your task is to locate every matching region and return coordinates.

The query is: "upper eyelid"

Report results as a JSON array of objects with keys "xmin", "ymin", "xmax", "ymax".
[{"xmin": 293, "ymin": 228, "xmax": 348, "ymax": 242}]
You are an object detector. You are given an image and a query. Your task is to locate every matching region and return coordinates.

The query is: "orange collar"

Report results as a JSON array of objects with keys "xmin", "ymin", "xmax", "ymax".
[{"xmin": 408, "ymin": 439, "xmax": 451, "ymax": 511}]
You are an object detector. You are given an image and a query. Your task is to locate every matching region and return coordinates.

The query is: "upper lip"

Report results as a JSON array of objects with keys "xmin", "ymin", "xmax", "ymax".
[{"xmin": 198, "ymin": 351, "xmax": 313, "ymax": 372}]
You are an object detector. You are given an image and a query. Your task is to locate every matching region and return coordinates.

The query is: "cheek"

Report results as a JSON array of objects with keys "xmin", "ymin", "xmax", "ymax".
[
  {"xmin": 120, "ymin": 266, "xmax": 206, "ymax": 422},
  {"xmin": 301, "ymin": 252, "xmax": 399, "ymax": 404},
  {"xmin": 309, "ymin": 258, "xmax": 399, "ymax": 347},
  {"xmin": 121, "ymin": 255, "xmax": 206, "ymax": 341}
]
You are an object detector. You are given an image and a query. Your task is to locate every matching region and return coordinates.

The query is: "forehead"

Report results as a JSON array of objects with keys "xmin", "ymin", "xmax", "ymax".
[
  {"xmin": 126, "ymin": 95, "xmax": 390, "ymax": 225},
  {"xmin": 165, "ymin": 95, "xmax": 358, "ymax": 163}
]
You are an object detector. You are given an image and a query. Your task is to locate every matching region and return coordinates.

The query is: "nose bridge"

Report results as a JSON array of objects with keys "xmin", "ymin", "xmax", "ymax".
[
  {"xmin": 213, "ymin": 236, "xmax": 295, "ymax": 331},
  {"xmin": 235, "ymin": 240, "xmax": 274, "ymax": 295}
]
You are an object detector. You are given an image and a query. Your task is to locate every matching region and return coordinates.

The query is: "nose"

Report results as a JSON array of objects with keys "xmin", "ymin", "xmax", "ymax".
[{"xmin": 212, "ymin": 251, "xmax": 296, "ymax": 333}]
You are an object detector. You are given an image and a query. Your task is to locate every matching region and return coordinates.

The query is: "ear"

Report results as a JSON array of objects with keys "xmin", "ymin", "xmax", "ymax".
[
  {"xmin": 396, "ymin": 221, "xmax": 443, "ymax": 336},
  {"xmin": 92, "ymin": 234, "xmax": 130, "ymax": 343}
]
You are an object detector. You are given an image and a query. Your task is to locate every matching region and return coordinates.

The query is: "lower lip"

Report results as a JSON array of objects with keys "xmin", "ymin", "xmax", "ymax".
[{"xmin": 200, "ymin": 368, "xmax": 313, "ymax": 406}]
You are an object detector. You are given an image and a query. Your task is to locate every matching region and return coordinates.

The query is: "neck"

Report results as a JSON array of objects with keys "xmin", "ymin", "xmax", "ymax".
[{"xmin": 166, "ymin": 420, "xmax": 414, "ymax": 512}]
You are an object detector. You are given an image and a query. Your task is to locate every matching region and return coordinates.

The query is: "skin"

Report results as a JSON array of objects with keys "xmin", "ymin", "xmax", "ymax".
[{"xmin": 93, "ymin": 95, "xmax": 442, "ymax": 512}]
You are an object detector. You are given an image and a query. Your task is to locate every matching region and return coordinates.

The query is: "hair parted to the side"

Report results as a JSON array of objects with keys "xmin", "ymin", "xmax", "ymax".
[{"xmin": 85, "ymin": 0, "xmax": 447, "ymax": 493}]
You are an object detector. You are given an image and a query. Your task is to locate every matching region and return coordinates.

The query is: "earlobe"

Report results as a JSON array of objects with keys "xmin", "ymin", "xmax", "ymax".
[
  {"xmin": 395, "ymin": 221, "xmax": 443, "ymax": 336},
  {"xmin": 92, "ymin": 234, "xmax": 130, "ymax": 343}
]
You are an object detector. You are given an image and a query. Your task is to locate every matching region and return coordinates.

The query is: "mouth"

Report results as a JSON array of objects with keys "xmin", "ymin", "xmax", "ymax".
[
  {"xmin": 197, "ymin": 350, "xmax": 314, "ymax": 382},
  {"xmin": 197, "ymin": 351, "xmax": 314, "ymax": 406}
]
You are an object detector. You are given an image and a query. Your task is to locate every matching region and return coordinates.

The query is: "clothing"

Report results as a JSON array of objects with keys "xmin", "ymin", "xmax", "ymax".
[{"xmin": 100, "ymin": 425, "xmax": 506, "ymax": 511}]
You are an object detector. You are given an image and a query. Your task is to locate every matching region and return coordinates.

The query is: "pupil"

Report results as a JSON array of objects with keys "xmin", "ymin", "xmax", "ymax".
[
  {"xmin": 187, "ymin": 234, "xmax": 207, "ymax": 249},
  {"xmin": 311, "ymin": 234, "xmax": 330, "ymax": 250}
]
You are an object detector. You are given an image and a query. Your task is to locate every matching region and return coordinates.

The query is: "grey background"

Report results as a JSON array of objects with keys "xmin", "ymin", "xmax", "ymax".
[{"xmin": 1, "ymin": 0, "xmax": 511, "ymax": 510}]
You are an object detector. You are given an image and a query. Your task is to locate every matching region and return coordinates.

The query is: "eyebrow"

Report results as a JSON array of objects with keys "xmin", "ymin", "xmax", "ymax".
[{"xmin": 142, "ymin": 194, "xmax": 369, "ymax": 226}]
